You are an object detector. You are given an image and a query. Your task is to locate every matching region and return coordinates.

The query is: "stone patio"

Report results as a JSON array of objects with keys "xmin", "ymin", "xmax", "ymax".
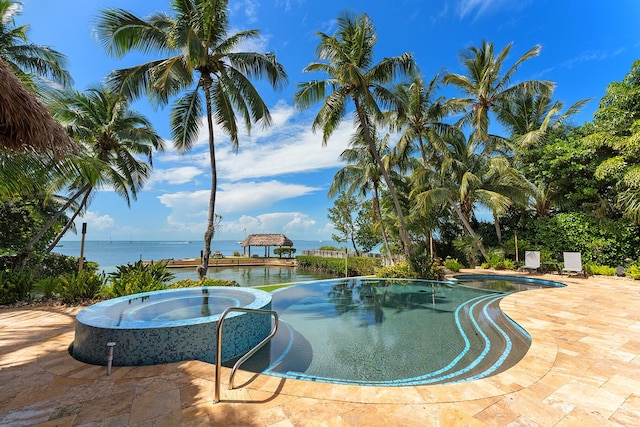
[{"xmin": 1, "ymin": 271, "xmax": 639, "ymax": 426}]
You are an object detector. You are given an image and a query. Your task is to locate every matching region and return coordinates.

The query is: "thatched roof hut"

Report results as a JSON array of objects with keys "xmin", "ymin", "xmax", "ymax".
[
  {"xmin": 241, "ymin": 233, "xmax": 294, "ymax": 257},
  {"xmin": 0, "ymin": 58, "xmax": 75, "ymax": 154}
]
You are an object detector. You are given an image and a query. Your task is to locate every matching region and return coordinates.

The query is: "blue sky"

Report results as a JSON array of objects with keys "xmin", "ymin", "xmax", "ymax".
[{"xmin": 17, "ymin": 0, "xmax": 640, "ymax": 242}]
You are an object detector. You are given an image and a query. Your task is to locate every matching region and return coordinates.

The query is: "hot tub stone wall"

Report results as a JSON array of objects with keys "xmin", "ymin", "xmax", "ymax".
[{"xmin": 72, "ymin": 302, "xmax": 272, "ymax": 366}]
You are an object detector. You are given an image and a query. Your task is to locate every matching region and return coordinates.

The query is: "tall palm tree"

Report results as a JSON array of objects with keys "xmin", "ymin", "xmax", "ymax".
[
  {"xmin": 443, "ymin": 40, "xmax": 553, "ymax": 154},
  {"xmin": 24, "ymin": 86, "xmax": 164, "ymax": 254},
  {"xmin": 294, "ymin": 11, "xmax": 416, "ymax": 257},
  {"xmin": 0, "ymin": 0, "xmax": 71, "ymax": 89},
  {"xmin": 393, "ymin": 74, "xmax": 463, "ymax": 168},
  {"xmin": 329, "ymin": 134, "xmax": 394, "ymax": 261},
  {"xmin": 95, "ymin": 0, "xmax": 287, "ymax": 277}
]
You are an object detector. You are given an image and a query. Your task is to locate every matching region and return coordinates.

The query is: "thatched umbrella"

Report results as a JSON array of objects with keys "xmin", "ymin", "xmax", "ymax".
[
  {"xmin": 0, "ymin": 58, "xmax": 75, "ymax": 154},
  {"xmin": 241, "ymin": 233, "xmax": 294, "ymax": 257}
]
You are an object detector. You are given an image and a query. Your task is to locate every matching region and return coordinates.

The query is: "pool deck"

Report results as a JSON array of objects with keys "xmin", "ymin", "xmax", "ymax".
[{"xmin": 1, "ymin": 270, "xmax": 639, "ymax": 426}]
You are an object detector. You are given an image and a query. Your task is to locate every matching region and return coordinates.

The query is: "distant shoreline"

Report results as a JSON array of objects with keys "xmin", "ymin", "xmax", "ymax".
[{"xmin": 145, "ymin": 257, "xmax": 297, "ymax": 268}]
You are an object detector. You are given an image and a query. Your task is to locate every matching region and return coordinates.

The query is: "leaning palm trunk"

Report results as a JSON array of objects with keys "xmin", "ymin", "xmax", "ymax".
[
  {"xmin": 372, "ymin": 188, "xmax": 394, "ymax": 265},
  {"xmin": 22, "ymin": 182, "xmax": 91, "ymax": 257},
  {"xmin": 354, "ymin": 100, "xmax": 412, "ymax": 257},
  {"xmin": 46, "ymin": 188, "xmax": 92, "ymax": 254},
  {"xmin": 448, "ymin": 198, "xmax": 489, "ymax": 262}
]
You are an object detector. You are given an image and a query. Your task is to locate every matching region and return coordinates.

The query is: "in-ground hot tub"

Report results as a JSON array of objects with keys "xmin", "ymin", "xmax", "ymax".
[{"xmin": 71, "ymin": 287, "xmax": 272, "ymax": 366}]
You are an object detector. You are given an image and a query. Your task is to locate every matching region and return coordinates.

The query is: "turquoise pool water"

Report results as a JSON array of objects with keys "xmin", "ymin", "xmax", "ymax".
[{"xmin": 234, "ymin": 275, "xmax": 565, "ymax": 386}]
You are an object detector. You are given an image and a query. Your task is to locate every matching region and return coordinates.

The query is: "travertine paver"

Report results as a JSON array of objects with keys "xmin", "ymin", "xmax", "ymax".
[{"xmin": 0, "ymin": 271, "xmax": 639, "ymax": 426}]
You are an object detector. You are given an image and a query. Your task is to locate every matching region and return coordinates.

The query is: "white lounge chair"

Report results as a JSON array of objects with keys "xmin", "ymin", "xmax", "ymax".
[
  {"xmin": 519, "ymin": 251, "xmax": 540, "ymax": 273},
  {"xmin": 561, "ymin": 252, "xmax": 586, "ymax": 276}
]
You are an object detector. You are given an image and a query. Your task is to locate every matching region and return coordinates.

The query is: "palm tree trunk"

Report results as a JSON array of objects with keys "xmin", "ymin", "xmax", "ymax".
[
  {"xmin": 493, "ymin": 211, "xmax": 502, "ymax": 245},
  {"xmin": 448, "ymin": 198, "xmax": 489, "ymax": 261},
  {"xmin": 200, "ymin": 79, "xmax": 217, "ymax": 279},
  {"xmin": 45, "ymin": 187, "xmax": 92, "ymax": 254},
  {"xmin": 372, "ymin": 186, "xmax": 394, "ymax": 265},
  {"xmin": 22, "ymin": 182, "xmax": 91, "ymax": 255},
  {"xmin": 353, "ymin": 99, "xmax": 412, "ymax": 258}
]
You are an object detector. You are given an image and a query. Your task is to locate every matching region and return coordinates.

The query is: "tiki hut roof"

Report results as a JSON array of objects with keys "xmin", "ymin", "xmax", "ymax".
[
  {"xmin": 241, "ymin": 233, "xmax": 294, "ymax": 247},
  {"xmin": 0, "ymin": 58, "xmax": 75, "ymax": 154}
]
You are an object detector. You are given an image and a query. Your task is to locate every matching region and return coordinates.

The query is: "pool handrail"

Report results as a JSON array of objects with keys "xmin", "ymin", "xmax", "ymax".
[{"xmin": 214, "ymin": 306, "xmax": 279, "ymax": 403}]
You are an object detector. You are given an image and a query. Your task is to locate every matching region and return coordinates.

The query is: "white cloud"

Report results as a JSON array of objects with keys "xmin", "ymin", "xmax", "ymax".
[
  {"xmin": 221, "ymin": 212, "xmax": 325, "ymax": 240},
  {"xmin": 148, "ymin": 166, "xmax": 204, "ymax": 187},
  {"xmin": 218, "ymin": 180, "xmax": 321, "ymax": 212},
  {"xmin": 156, "ymin": 180, "xmax": 323, "ymax": 237},
  {"xmin": 155, "ymin": 103, "xmax": 351, "ymax": 182},
  {"xmin": 158, "ymin": 180, "xmax": 321, "ymax": 214},
  {"xmin": 75, "ymin": 211, "xmax": 115, "ymax": 232}
]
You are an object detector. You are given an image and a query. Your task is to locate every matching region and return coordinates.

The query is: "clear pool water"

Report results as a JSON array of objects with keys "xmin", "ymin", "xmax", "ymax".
[{"xmin": 234, "ymin": 276, "xmax": 565, "ymax": 386}]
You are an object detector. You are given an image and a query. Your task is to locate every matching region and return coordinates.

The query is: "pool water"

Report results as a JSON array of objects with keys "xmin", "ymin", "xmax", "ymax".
[{"xmin": 233, "ymin": 276, "xmax": 564, "ymax": 385}]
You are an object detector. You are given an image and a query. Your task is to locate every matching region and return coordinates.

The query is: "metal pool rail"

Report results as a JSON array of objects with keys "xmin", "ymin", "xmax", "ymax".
[{"xmin": 214, "ymin": 307, "xmax": 279, "ymax": 403}]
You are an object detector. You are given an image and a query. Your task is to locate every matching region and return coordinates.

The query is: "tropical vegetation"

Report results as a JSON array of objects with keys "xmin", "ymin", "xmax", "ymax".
[{"xmin": 4, "ymin": 3, "xmax": 640, "ymax": 307}]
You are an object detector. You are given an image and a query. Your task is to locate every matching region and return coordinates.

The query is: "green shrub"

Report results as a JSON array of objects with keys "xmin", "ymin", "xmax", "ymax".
[
  {"xmin": 503, "ymin": 259, "xmax": 516, "ymax": 270},
  {"xmin": 58, "ymin": 271, "xmax": 105, "ymax": 303},
  {"xmin": 585, "ymin": 263, "xmax": 616, "ymax": 276},
  {"xmin": 375, "ymin": 262, "xmax": 417, "ymax": 279},
  {"xmin": 0, "ymin": 269, "xmax": 34, "ymax": 304},
  {"xmin": 107, "ymin": 260, "xmax": 175, "ymax": 297},
  {"xmin": 41, "ymin": 253, "xmax": 97, "ymax": 277},
  {"xmin": 170, "ymin": 278, "xmax": 239, "ymax": 288},
  {"xmin": 481, "ymin": 262, "xmax": 490, "ymax": 269},
  {"xmin": 407, "ymin": 241, "xmax": 445, "ymax": 280},
  {"xmin": 317, "ymin": 245, "xmax": 344, "ymax": 251},
  {"xmin": 627, "ymin": 265, "xmax": 640, "ymax": 280},
  {"xmin": 295, "ymin": 255, "xmax": 380, "ymax": 277},
  {"xmin": 33, "ymin": 277, "xmax": 62, "ymax": 300},
  {"xmin": 273, "ymin": 247, "xmax": 296, "ymax": 258},
  {"xmin": 443, "ymin": 258, "xmax": 464, "ymax": 272},
  {"xmin": 487, "ymin": 248, "xmax": 505, "ymax": 266}
]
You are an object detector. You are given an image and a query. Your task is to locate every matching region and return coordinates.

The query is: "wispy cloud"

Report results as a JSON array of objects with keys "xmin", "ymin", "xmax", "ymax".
[
  {"xmin": 533, "ymin": 48, "xmax": 627, "ymax": 79},
  {"xmin": 153, "ymin": 102, "xmax": 350, "ymax": 183},
  {"xmin": 230, "ymin": 0, "xmax": 259, "ymax": 24},
  {"xmin": 455, "ymin": 0, "xmax": 531, "ymax": 20}
]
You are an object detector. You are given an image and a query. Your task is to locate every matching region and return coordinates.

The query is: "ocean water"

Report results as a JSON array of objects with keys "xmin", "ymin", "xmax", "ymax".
[{"xmin": 52, "ymin": 240, "xmax": 340, "ymax": 286}]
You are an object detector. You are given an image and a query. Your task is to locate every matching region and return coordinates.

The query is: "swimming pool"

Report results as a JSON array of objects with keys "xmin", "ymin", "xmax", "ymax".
[
  {"xmin": 72, "ymin": 287, "xmax": 272, "ymax": 366},
  {"xmin": 234, "ymin": 276, "xmax": 565, "ymax": 385}
]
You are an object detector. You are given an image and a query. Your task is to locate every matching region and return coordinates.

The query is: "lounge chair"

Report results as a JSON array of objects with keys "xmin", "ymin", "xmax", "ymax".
[
  {"xmin": 518, "ymin": 251, "xmax": 540, "ymax": 273},
  {"xmin": 561, "ymin": 252, "xmax": 586, "ymax": 276}
]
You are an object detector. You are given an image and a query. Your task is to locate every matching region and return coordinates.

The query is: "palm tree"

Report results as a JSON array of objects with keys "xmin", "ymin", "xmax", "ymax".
[
  {"xmin": 412, "ymin": 130, "xmax": 526, "ymax": 262},
  {"xmin": 497, "ymin": 89, "xmax": 588, "ymax": 151},
  {"xmin": 393, "ymin": 74, "xmax": 463, "ymax": 168},
  {"xmin": 0, "ymin": 0, "xmax": 71, "ymax": 89},
  {"xmin": 95, "ymin": 0, "xmax": 287, "ymax": 278},
  {"xmin": 329, "ymin": 134, "xmax": 394, "ymax": 261},
  {"xmin": 443, "ymin": 40, "xmax": 553, "ymax": 154},
  {"xmin": 294, "ymin": 11, "xmax": 416, "ymax": 257},
  {"xmin": 27, "ymin": 86, "xmax": 164, "ymax": 253}
]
